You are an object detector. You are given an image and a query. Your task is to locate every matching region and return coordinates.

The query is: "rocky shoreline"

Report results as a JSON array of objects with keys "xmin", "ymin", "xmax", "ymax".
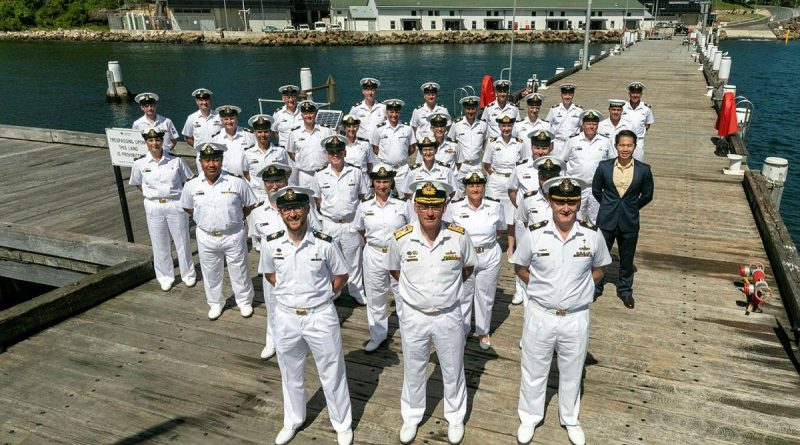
[{"xmin": 0, "ymin": 28, "xmax": 623, "ymax": 46}]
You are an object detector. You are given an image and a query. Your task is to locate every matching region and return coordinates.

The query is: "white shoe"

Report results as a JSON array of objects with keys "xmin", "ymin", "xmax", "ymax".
[
  {"xmin": 260, "ymin": 344, "xmax": 275, "ymax": 359},
  {"xmin": 337, "ymin": 428, "xmax": 353, "ymax": 445},
  {"xmin": 207, "ymin": 305, "xmax": 223, "ymax": 320},
  {"xmin": 479, "ymin": 335, "xmax": 491, "ymax": 351},
  {"xmin": 183, "ymin": 277, "xmax": 196, "ymax": 288},
  {"xmin": 447, "ymin": 422, "xmax": 464, "ymax": 444},
  {"xmin": 399, "ymin": 423, "xmax": 418, "ymax": 444},
  {"xmin": 274, "ymin": 426, "xmax": 297, "ymax": 445},
  {"xmin": 511, "ymin": 293, "xmax": 524, "ymax": 305},
  {"xmin": 566, "ymin": 425, "xmax": 585, "ymax": 445},
  {"xmin": 240, "ymin": 304, "xmax": 254, "ymax": 318},
  {"xmin": 160, "ymin": 281, "xmax": 172, "ymax": 292},
  {"xmin": 363, "ymin": 338, "xmax": 385, "ymax": 353},
  {"xmin": 517, "ymin": 424, "xmax": 535, "ymax": 444}
]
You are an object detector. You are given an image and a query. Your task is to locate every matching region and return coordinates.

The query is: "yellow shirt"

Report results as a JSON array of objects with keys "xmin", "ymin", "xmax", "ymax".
[{"xmin": 613, "ymin": 159, "xmax": 635, "ymax": 196}]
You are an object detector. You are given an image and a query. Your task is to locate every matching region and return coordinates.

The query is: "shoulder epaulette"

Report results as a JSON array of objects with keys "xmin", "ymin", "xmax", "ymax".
[
  {"xmin": 446, "ymin": 223, "xmax": 465, "ymax": 234},
  {"xmin": 551, "ymin": 104, "xmax": 559, "ymax": 108},
  {"xmin": 455, "ymin": 116, "xmax": 464, "ymax": 122},
  {"xmin": 266, "ymin": 230, "xmax": 284, "ymax": 241},
  {"xmin": 313, "ymin": 230, "xmax": 333, "ymax": 242},
  {"xmin": 410, "ymin": 163, "xmax": 421, "ymax": 170},
  {"xmin": 523, "ymin": 190, "xmax": 538, "ymax": 198},
  {"xmin": 489, "ymin": 137, "xmax": 497, "ymax": 142},
  {"xmin": 290, "ymin": 125, "xmax": 301, "ymax": 131},
  {"xmin": 274, "ymin": 106, "xmax": 282, "ymax": 113},
  {"xmin": 450, "ymin": 197, "xmax": 465, "ymax": 203},
  {"xmin": 315, "ymin": 163, "xmax": 329, "ymax": 172},
  {"xmin": 394, "ymin": 224, "xmax": 413, "ymax": 239},
  {"xmin": 361, "ymin": 193, "xmax": 375, "ymax": 202},
  {"xmin": 529, "ymin": 220, "xmax": 548, "ymax": 231},
  {"xmin": 354, "ymin": 101, "xmax": 361, "ymax": 107},
  {"xmin": 575, "ymin": 104, "xmax": 584, "ymax": 109},
  {"xmin": 579, "ymin": 220, "xmax": 598, "ymax": 231},
  {"xmin": 243, "ymin": 128, "xmax": 253, "ymax": 133},
  {"xmin": 446, "ymin": 137, "xmax": 455, "ymax": 143},
  {"xmin": 516, "ymin": 158, "xmax": 527, "ymax": 165},
  {"xmin": 435, "ymin": 161, "xmax": 449, "ymax": 167},
  {"xmin": 488, "ymin": 101, "xmax": 496, "ymax": 106},
  {"xmin": 253, "ymin": 201, "xmax": 266, "ymax": 209},
  {"xmin": 415, "ymin": 104, "xmax": 423, "ymax": 109},
  {"xmin": 133, "ymin": 154, "xmax": 146, "ymax": 161},
  {"xmin": 211, "ymin": 130, "xmax": 221, "ymax": 137},
  {"xmin": 644, "ymin": 102, "xmax": 650, "ymax": 107},
  {"xmin": 402, "ymin": 121, "xmax": 409, "ymax": 125},
  {"xmin": 484, "ymin": 196, "xmax": 499, "ymax": 202},
  {"xmin": 515, "ymin": 137, "xmax": 524, "ymax": 143},
  {"xmin": 357, "ymin": 136, "xmax": 369, "ymax": 142},
  {"xmin": 228, "ymin": 172, "xmax": 242, "ymax": 178},
  {"xmin": 377, "ymin": 122, "xmax": 387, "ymax": 128}
]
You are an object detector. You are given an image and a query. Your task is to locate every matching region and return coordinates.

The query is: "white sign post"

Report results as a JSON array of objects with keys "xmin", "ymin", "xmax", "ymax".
[
  {"xmin": 105, "ymin": 127, "xmax": 146, "ymax": 242},
  {"xmin": 106, "ymin": 127, "xmax": 147, "ymax": 167}
]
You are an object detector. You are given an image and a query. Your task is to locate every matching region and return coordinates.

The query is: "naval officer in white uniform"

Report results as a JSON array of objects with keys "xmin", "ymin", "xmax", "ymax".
[{"xmin": 132, "ymin": 92, "xmax": 179, "ymax": 152}]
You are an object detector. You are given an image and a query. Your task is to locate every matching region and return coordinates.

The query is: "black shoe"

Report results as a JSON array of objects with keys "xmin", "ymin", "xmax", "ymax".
[
  {"xmin": 593, "ymin": 290, "xmax": 603, "ymax": 302},
  {"xmin": 621, "ymin": 294, "xmax": 635, "ymax": 309}
]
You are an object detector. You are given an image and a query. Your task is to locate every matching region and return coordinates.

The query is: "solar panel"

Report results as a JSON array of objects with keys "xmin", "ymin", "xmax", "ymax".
[{"xmin": 316, "ymin": 110, "xmax": 343, "ymax": 129}]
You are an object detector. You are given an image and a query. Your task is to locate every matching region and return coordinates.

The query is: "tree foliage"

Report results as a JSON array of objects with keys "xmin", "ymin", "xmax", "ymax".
[{"xmin": 0, "ymin": 0, "xmax": 118, "ymax": 31}]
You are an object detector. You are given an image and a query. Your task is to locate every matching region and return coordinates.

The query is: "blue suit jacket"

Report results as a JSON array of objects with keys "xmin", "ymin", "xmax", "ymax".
[{"xmin": 592, "ymin": 159, "xmax": 654, "ymax": 233}]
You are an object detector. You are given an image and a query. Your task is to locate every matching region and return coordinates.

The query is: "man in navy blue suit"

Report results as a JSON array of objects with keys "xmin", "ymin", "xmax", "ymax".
[{"xmin": 592, "ymin": 130, "xmax": 654, "ymax": 309}]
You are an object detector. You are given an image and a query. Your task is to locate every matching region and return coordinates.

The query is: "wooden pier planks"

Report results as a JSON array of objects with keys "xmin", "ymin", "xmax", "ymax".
[{"xmin": 0, "ymin": 40, "xmax": 798, "ymax": 445}]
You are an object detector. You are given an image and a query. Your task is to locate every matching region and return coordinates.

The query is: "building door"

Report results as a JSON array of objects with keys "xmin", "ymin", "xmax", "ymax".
[
  {"xmin": 484, "ymin": 19, "xmax": 502, "ymax": 30},
  {"xmin": 443, "ymin": 19, "xmax": 462, "ymax": 30},
  {"xmin": 402, "ymin": 19, "xmax": 421, "ymax": 30}
]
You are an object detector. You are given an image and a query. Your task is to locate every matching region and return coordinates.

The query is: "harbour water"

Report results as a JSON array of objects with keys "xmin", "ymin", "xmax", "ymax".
[
  {"xmin": 0, "ymin": 38, "xmax": 796, "ymax": 246},
  {"xmin": 720, "ymin": 39, "xmax": 799, "ymax": 247}
]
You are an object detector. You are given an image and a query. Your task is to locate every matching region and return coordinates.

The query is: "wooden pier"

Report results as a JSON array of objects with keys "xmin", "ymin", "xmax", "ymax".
[{"xmin": 0, "ymin": 40, "xmax": 798, "ymax": 445}]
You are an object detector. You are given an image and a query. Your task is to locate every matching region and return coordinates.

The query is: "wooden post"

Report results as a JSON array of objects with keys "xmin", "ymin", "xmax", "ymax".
[{"xmin": 113, "ymin": 165, "xmax": 135, "ymax": 243}]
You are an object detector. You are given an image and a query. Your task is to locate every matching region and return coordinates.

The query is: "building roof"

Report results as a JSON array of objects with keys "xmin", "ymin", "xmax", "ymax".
[
  {"xmin": 374, "ymin": 0, "xmax": 644, "ymax": 9},
  {"xmin": 350, "ymin": 6, "xmax": 378, "ymax": 18},
  {"xmin": 331, "ymin": 0, "xmax": 369, "ymax": 8}
]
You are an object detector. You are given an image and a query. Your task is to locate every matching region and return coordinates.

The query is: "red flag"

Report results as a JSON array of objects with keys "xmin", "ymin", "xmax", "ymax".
[
  {"xmin": 715, "ymin": 92, "xmax": 739, "ymax": 137},
  {"xmin": 480, "ymin": 75, "xmax": 496, "ymax": 108}
]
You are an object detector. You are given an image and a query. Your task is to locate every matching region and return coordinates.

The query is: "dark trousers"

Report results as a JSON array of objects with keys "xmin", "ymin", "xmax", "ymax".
[{"xmin": 595, "ymin": 227, "xmax": 639, "ymax": 296}]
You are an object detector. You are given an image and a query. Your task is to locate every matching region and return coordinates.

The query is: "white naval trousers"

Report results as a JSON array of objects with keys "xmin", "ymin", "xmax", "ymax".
[
  {"xmin": 513, "ymin": 223, "xmax": 529, "ymax": 309},
  {"xmin": 634, "ymin": 138, "xmax": 645, "ymax": 162},
  {"xmin": 273, "ymin": 302, "xmax": 353, "ymax": 433},
  {"xmin": 486, "ymin": 172, "xmax": 515, "ymax": 224},
  {"xmin": 400, "ymin": 304, "xmax": 467, "ymax": 426},
  {"xmin": 322, "ymin": 218, "xmax": 365, "ymax": 303},
  {"xmin": 362, "ymin": 244, "xmax": 402, "ymax": 342},
  {"xmin": 143, "ymin": 199, "xmax": 196, "ymax": 287},
  {"xmin": 461, "ymin": 244, "xmax": 502, "ymax": 336},
  {"xmin": 262, "ymin": 276, "xmax": 276, "ymax": 351},
  {"xmin": 195, "ymin": 226, "xmax": 254, "ymax": 308},
  {"xmin": 518, "ymin": 303, "xmax": 590, "ymax": 428},
  {"xmin": 580, "ymin": 188, "xmax": 600, "ymax": 224}
]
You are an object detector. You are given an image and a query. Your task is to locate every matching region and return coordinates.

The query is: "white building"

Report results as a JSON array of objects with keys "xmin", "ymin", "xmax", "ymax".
[{"xmin": 331, "ymin": 0, "xmax": 646, "ymax": 32}]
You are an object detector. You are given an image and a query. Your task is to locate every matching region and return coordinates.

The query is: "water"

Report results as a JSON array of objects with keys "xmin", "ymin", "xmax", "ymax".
[
  {"xmin": 720, "ymin": 39, "xmax": 800, "ymax": 247},
  {"xmin": 0, "ymin": 40, "xmax": 612, "ymax": 132}
]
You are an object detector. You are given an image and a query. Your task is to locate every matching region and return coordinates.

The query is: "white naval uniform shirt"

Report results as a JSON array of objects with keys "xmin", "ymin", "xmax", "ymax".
[
  {"xmin": 400, "ymin": 161, "xmax": 455, "ymax": 195},
  {"xmin": 508, "ymin": 158, "xmax": 540, "ymax": 195},
  {"xmin": 513, "ymin": 117, "xmax": 551, "ymax": 160},
  {"xmin": 514, "ymin": 189, "xmax": 552, "ymax": 228},
  {"xmin": 448, "ymin": 197, "xmax": 506, "ymax": 247},
  {"xmin": 349, "ymin": 100, "xmax": 387, "ymax": 141},
  {"xmin": 272, "ymin": 106, "xmax": 302, "ymax": 148},
  {"xmin": 132, "ymin": 114, "xmax": 180, "ymax": 152},
  {"xmin": 260, "ymin": 228, "xmax": 348, "ymax": 309},
  {"xmin": 482, "ymin": 137, "xmax": 525, "ymax": 175},
  {"xmin": 370, "ymin": 122, "xmax": 415, "ymax": 168},
  {"xmin": 287, "ymin": 125, "xmax": 333, "ymax": 173},
  {"xmin": 181, "ymin": 110, "xmax": 222, "ymax": 147},
  {"xmin": 180, "ymin": 173, "xmax": 258, "ymax": 232},
  {"xmin": 597, "ymin": 117, "xmax": 634, "ymax": 143},
  {"xmin": 244, "ymin": 144, "xmax": 289, "ymax": 198},
  {"xmin": 545, "ymin": 103, "xmax": 584, "ymax": 143},
  {"xmin": 448, "ymin": 117, "xmax": 488, "ymax": 164},
  {"xmin": 512, "ymin": 219, "xmax": 611, "ymax": 310},
  {"xmin": 129, "ymin": 152, "xmax": 193, "ymax": 199},
  {"xmin": 387, "ymin": 222, "xmax": 477, "ymax": 311},
  {"xmin": 563, "ymin": 132, "xmax": 615, "ymax": 182},
  {"xmin": 353, "ymin": 195, "xmax": 411, "ymax": 247},
  {"xmin": 435, "ymin": 139, "xmax": 459, "ymax": 169},
  {"xmin": 481, "ymin": 101, "xmax": 520, "ymax": 139},
  {"xmin": 211, "ymin": 127, "xmax": 255, "ymax": 177},
  {"xmin": 345, "ymin": 138, "xmax": 374, "ymax": 177},
  {"xmin": 410, "ymin": 103, "xmax": 449, "ymax": 136},
  {"xmin": 622, "ymin": 101, "xmax": 654, "ymax": 139},
  {"xmin": 311, "ymin": 163, "xmax": 368, "ymax": 221}
]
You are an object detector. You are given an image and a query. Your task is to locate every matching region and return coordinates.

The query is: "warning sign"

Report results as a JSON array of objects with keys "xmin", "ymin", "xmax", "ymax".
[{"xmin": 106, "ymin": 128, "xmax": 147, "ymax": 167}]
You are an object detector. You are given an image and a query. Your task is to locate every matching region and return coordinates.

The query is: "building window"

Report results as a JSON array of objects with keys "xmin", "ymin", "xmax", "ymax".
[
  {"xmin": 431, "ymin": 20, "xmax": 436, "ymax": 29},
  {"xmin": 411, "ymin": 10, "xmax": 416, "ymax": 16},
  {"xmin": 472, "ymin": 20, "xmax": 477, "ymax": 29},
  {"xmin": 560, "ymin": 11, "xmax": 566, "ymax": 17},
  {"xmin": 450, "ymin": 10, "xmax": 454, "ymax": 16},
  {"xmin": 494, "ymin": 11, "xmax": 499, "ymax": 16},
  {"xmin": 549, "ymin": 11, "xmax": 554, "ymax": 16},
  {"xmin": 428, "ymin": 10, "xmax": 433, "ymax": 16},
  {"xmin": 507, "ymin": 20, "xmax": 513, "ymax": 29},
  {"xmin": 390, "ymin": 20, "xmax": 396, "ymax": 29},
  {"xmin": 598, "ymin": 11, "xmax": 603, "ymax": 16},
  {"xmin": 434, "ymin": 11, "xmax": 440, "ymax": 16},
  {"xmin": 531, "ymin": 11, "xmax": 536, "ymax": 16},
  {"xmin": 486, "ymin": 11, "xmax": 491, "ymax": 16},
  {"xmin": 627, "ymin": 12, "xmax": 632, "ymax": 17},
  {"xmin": 610, "ymin": 20, "xmax": 615, "ymax": 28},
  {"xmin": 591, "ymin": 11, "xmax": 595, "ymax": 17}
]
